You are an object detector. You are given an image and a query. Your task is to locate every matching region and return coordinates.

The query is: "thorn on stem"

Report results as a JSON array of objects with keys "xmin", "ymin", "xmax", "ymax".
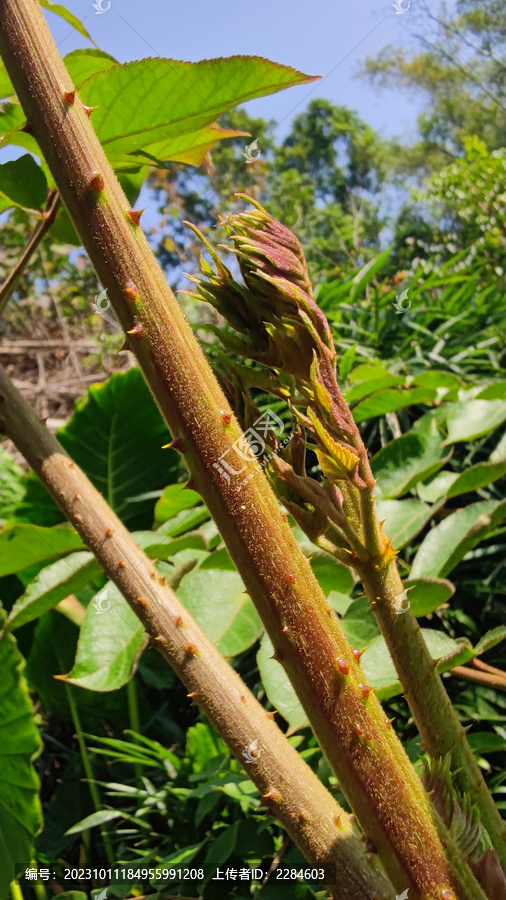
[
  {"xmin": 337, "ymin": 658, "xmax": 349, "ymax": 676},
  {"xmin": 63, "ymin": 90, "xmax": 76, "ymax": 104},
  {"xmin": 123, "ymin": 284, "xmax": 138, "ymax": 303},
  {"xmin": 166, "ymin": 435, "xmax": 184, "ymax": 452},
  {"xmin": 89, "ymin": 172, "xmax": 104, "ymax": 192},
  {"xmin": 127, "ymin": 323, "xmax": 143, "ymax": 339},
  {"xmin": 126, "ymin": 208, "xmax": 146, "ymax": 227},
  {"xmin": 185, "ymin": 644, "xmax": 199, "ymax": 656}
]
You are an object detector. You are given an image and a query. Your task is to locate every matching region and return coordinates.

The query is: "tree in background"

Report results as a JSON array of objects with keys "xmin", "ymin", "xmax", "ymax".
[{"xmin": 150, "ymin": 100, "xmax": 387, "ymax": 285}]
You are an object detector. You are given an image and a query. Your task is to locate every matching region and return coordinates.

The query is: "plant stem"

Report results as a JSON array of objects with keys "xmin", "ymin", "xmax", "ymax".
[
  {"xmin": 9, "ymin": 882, "xmax": 24, "ymax": 900},
  {"xmin": 354, "ymin": 482, "xmax": 506, "ymax": 870},
  {"xmin": 0, "ymin": 3, "xmax": 489, "ymax": 892},
  {"xmin": 0, "ymin": 366, "xmax": 392, "ymax": 900},
  {"xmin": 450, "ymin": 665, "xmax": 506, "ymax": 692},
  {"xmin": 127, "ymin": 676, "xmax": 143, "ymax": 781},
  {"xmin": 0, "ymin": 189, "xmax": 60, "ymax": 314},
  {"xmin": 64, "ymin": 682, "xmax": 115, "ymax": 868}
]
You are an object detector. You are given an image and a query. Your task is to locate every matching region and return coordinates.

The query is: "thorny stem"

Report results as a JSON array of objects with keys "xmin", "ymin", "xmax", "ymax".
[
  {"xmin": 0, "ymin": 3, "xmax": 488, "ymax": 894},
  {"xmin": 0, "ymin": 366, "xmax": 393, "ymax": 900},
  {"xmin": 354, "ymin": 478, "xmax": 506, "ymax": 870},
  {"xmin": 0, "ymin": 189, "xmax": 60, "ymax": 315},
  {"xmin": 306, "ymin": 339, "xmax": 506, "ymax": 869}
]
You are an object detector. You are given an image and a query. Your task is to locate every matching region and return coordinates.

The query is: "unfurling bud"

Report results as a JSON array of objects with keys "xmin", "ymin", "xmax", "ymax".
[{"xmin": 184, "ymin": 197, "xmax": 335, "ymax": 380}]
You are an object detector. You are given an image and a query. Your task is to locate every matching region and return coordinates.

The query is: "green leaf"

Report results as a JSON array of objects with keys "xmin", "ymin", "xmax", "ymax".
[
  {"xmin": 362, "ymin": 629, "xmax": 474, "ymax": 699},
  {"xmin": 56, "ymin": 368, "xmax": 181, "ymax": 529},
  {"xmin": 444, "ymin": 400, "xmax": 506, "ymax": 443},
  {"xmin": 445, "ymin": 461, "xmax": 506, "ymax": 499},
  {"xmin": 25, "ymin": 614, "xmax": 127, "ymax": 726},
  {"xmin": 410, "ymin": 499, "xmax": 506, "ymax": 579},
  {"xmin": 120, "ymin": 124, "xmax": 249, "ymax": 170},
  {"xmin": 79, "ymin": 57, "xmax": 317, "ymax": 161},
  {"xmin": 39, "ymin": 1, "xmax": 93, "ymax": 42},
  {"xmin": 0, "ymin": 102, "xmax": 26, "ymax": 137},
  {"xmin": 340, "ymin": 597, "xmax": 380, "ymax": 648},
  {"xmin": 326, "ymin": 592, "xmax": 354, "ymax": 616},
  {"xmin": 475, "ymin": 382, "xmax": 506, "ymax": 401},
  {"xmin": 64, "ymin": 48, "xmax": 117, "ymax": 85},
  {"xmin": 5, "ymin": 552, "xmax": 100, "ymax": 633},
  {"xmin": 0, "ymin": 65, "xmax": 14, "ymax": 99},
  {"xmin": 186, "ymin": 722, "xmax": 227, "ymax": 773},
  {"xmin": 474, "ymin": 626, "xmax": 506, "ymax": 656},
  {"xmin": 490, "ymin": 427, "xmax": 506, "ymax": 463},
  {"xmin": 65, "ymin": 809, "xmax": 122, "ymax": 835},
  {"xmin": 0, "ymin": 154, "xmax": 47, "ymax": 212},
  {"xmin": 467, "ymin": 733, "xmax": 506, "ymax": 755},
  {"xmin": 0, "ymin": 621, "xmax": 42, "ymax": 896},
  {"xmin": 377, "ymin": 498, "xmax": 434, "ymax": 550},
  {"xmin": 353, "ymin": 387, "xmax": 437, "ymax": 423},
  {"xmin": 176, "ymin": 568, "xmax": 262, "ymax": 657},
  {"xmin": 0, "ymin": 450, "xmax": 27, "ymax": 522},
  {"xmin": 403, "ymin": 578, "xmax": 455, "ymax": 617},
  {"xmin": 410, "ymin": 371, "xmax": 463, "ymax": 394},
  {"xmin": 56, "ymin": 893, "xmax": 88, "ymax": 900},
  {"xmin": 349, "ymin": 364, "xmax": 392, "ymax": 383},
  {"xmin": 257, "ymin": 635, "xmax": 308, "ymax": 733},
  {"xmin": 203, "ymin": 821, "xmax": 239, "ymax": 868},
  {"xmin": 154, "ymin": 483, "xmax": 202, "ymax": 523},
  {"xmin": 417, "ymin": 471, "xmax": 459, "ymax": 504},
  {"xmin": 345, "ymin": 375, "xmax": 406, "ymax": 404},
  {"xmin": 348, "ymin": 247, "xmax": 392, "ymax": 301},
  {"xmin": 152, "ymin": 844, "xmax": 205, "ymax": 886},
  {"xmin": 60, "ymin": 584, "xmax": 146, "ymax": 692},
  {"xmin": 372, "ymin": 420, "xmax": 450, "ymax": 499},
  {"xmin": 309, "ymin": 555, "xmax": 354, "ymax": 595},
  {"xmin": 0, "ymin": 524, "xmax": 84, "ymax": 577}
]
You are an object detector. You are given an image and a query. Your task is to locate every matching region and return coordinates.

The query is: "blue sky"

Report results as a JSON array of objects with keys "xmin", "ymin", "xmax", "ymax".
[{"xmin": 49, "ymin": 0, "xmax": 430, "ymax": 144}]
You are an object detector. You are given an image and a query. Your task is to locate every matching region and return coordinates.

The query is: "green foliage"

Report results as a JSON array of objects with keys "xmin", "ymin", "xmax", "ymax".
[
  {"xmin": 2, "ymin": 3, "xmax": 506, "ymax": 895},
  {"xmin": 0, "ymin": 617, "xmax": 42, "ymax": 897},
  {"xmin": 0, "ymin": 154, "xmax": 47, "ymax": 212}
]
